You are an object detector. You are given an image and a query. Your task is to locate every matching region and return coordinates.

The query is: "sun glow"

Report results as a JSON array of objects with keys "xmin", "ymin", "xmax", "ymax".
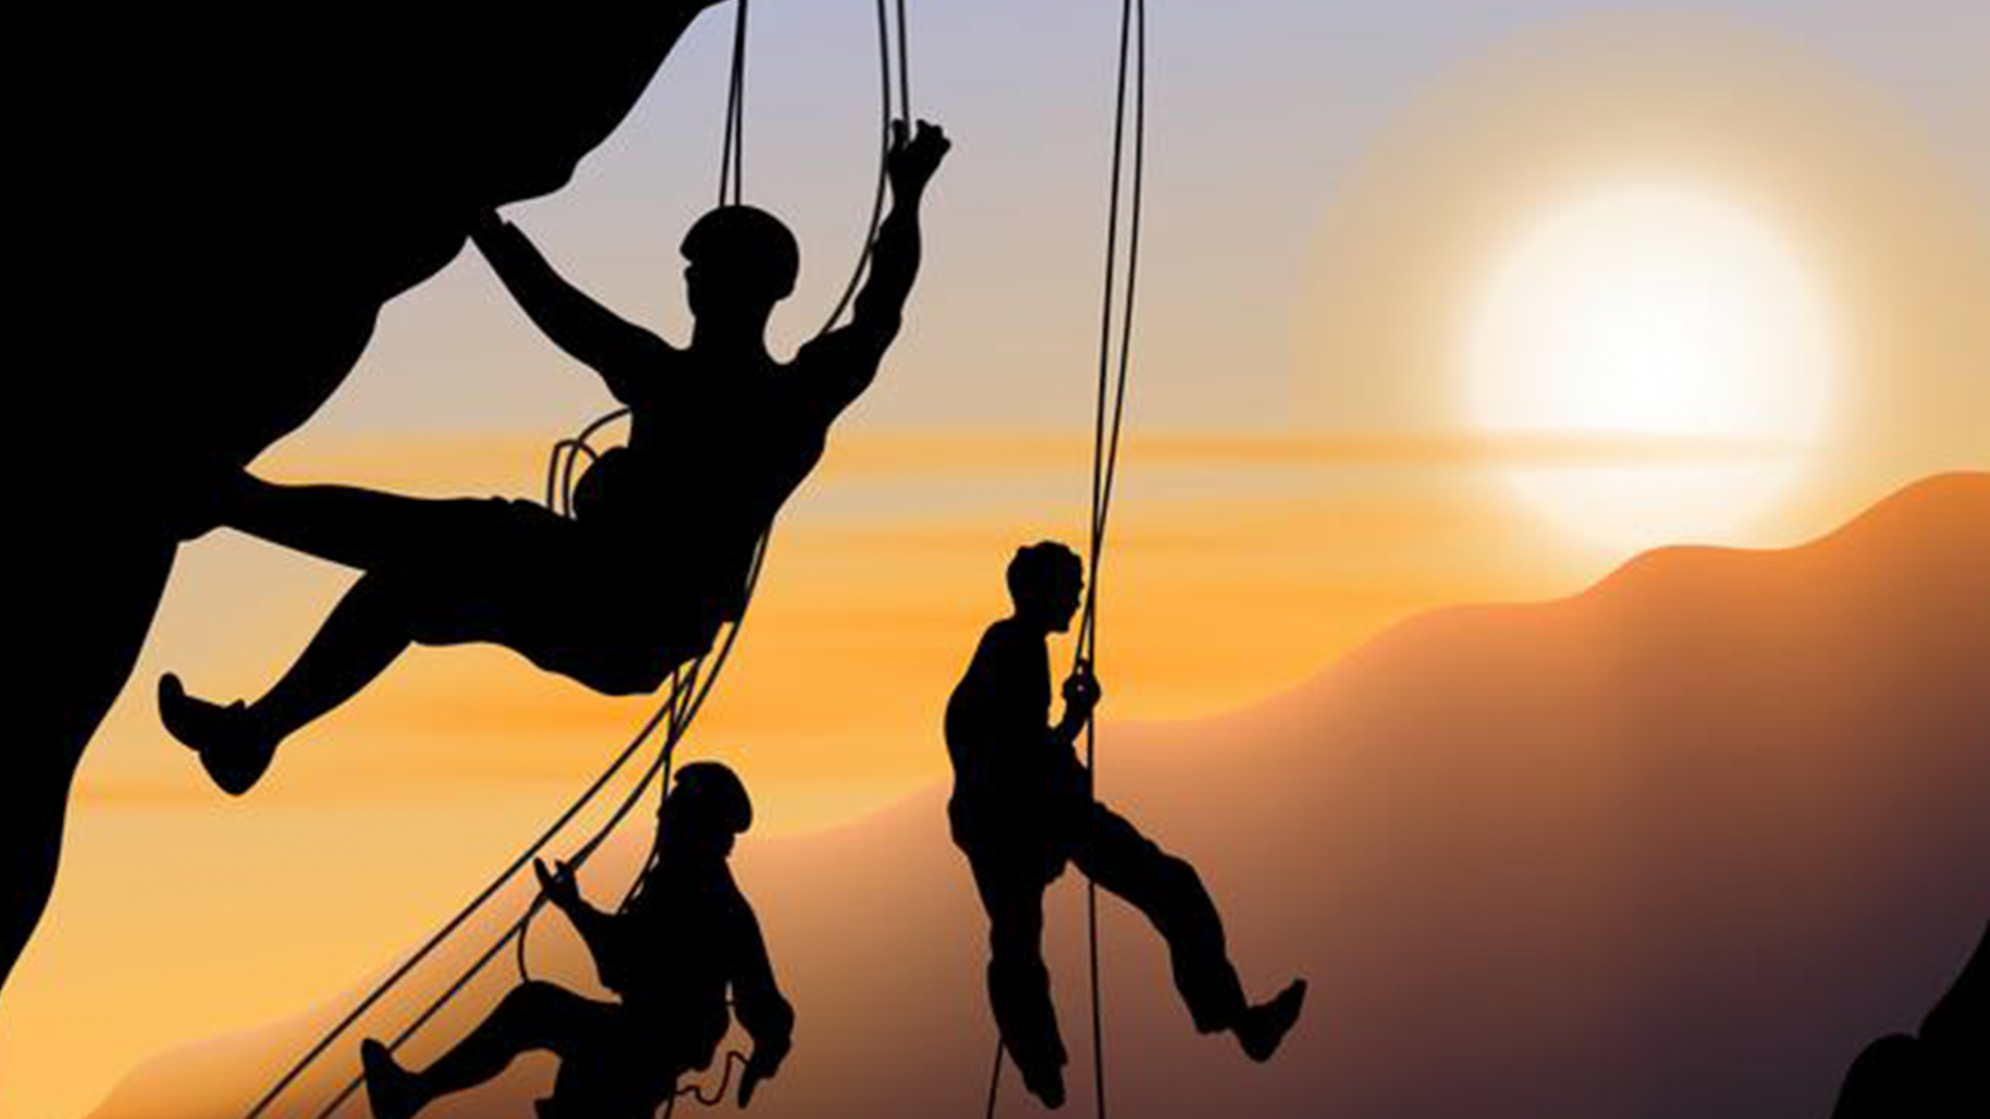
[{"xmin": 1464, "ymin": 184, "xmax": 1837, "ymax": 554}]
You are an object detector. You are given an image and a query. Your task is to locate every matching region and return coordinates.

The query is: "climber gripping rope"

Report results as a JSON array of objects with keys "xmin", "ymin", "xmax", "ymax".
[
  {"xmin": 159, "ymin": 119, "xmax": 951, "ymax": 796},
  {"xmin": 360, "ymin": 762, "xmax": 792, "ymax": 1119},
  {"xmin": 946, "ymin": 543, "xmax": 1308, "ymax": 1109}
]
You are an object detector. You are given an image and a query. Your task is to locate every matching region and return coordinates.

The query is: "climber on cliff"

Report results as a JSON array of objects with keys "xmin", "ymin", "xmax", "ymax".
[{"xmin": 157, "ymin": 120, "xmax": 950, "ymax": 796}]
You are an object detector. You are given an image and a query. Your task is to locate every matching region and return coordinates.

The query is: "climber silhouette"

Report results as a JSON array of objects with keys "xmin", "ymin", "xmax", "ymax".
[
  {"xmin": 362, "ymin": 761, "xmax": 791, "ymax": 1119},
  {"xmin": 945, "ymin": 541, "xmax": 1307, "ymax": 1108},
  {"xmin": 155, "ymin": 119, "xmax": 950, "ymax": 797}
]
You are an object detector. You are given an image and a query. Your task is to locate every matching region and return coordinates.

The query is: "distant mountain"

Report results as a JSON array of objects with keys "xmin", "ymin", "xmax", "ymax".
[{"xmin": 93, "ymin": 473, "xmax": 1990, "ymax": 1119}]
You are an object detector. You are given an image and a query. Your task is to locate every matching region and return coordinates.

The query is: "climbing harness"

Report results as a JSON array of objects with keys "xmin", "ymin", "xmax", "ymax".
[
  {"xmin": 984, "ymin": 1, "xmax": 1146, "ymax": 1117},
  {"xmin": 238, "ymin": 2, "xmax": 912, "ymax": 1115}
]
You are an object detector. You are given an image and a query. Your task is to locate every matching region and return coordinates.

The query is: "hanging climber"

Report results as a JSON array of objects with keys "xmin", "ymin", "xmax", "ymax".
[
  {"xmin": 945, "ymin": 541, "xmax": 1308, "ymax": 1109},
  {"xmin": 158, "ymin": 119, "xmax": 952, "ymax": 796},
  {"xmin": 361, "ymin": 761, "xmax": 791, "ymax": 1119}
]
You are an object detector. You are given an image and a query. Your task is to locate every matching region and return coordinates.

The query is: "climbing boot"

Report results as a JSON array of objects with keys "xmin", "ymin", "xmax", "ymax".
[
  {"xmin": 361, "ymin": 1039, "xmax": 422, "ymax": 1119},
  {"xmin": 159, "ymin": 673, "xmax": 275, "ymax": 796},
  {"xmin": 1236, "ymin": 978, "xmax": 1308, "ymax": 1062}
]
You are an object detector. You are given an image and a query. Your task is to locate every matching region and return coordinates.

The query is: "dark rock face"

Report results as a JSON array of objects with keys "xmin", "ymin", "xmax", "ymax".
[
  {"xmin": 12, "ymin": 3, "xmax": 722, "ymax": 994},
  {"xmin": 1832, "ymin": 923, "xmax": 1988, "ymax": 1119}
]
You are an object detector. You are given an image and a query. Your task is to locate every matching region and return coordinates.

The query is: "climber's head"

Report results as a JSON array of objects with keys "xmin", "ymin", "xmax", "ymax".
[
  {"xmin": 659, "ymin": 760, "xmax": 753, "ymax": 861},
  {"xmin": 681, "ymin": 205, "xmax": 800, "ymax": 324},
  {"xmin": 1007, "ymin": 541, "xmax": 1085, "ymax": 634}
]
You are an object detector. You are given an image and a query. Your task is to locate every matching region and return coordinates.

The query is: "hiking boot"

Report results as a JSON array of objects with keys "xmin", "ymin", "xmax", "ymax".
[
  {"xmin": 158, "ymin": 673, "xmax": 274, "ymax": 796},
  {"xmin": 1236, "ymin": 979, "xmax": 1308, "ymax": 1062}
]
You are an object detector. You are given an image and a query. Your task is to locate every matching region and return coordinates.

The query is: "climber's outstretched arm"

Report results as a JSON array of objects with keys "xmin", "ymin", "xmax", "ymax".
[
  {"xmin": 798, "ymin": 119, "xmax": 950, "ymax": 419},
  {"xmin": 471, "ymin": 211, "xmax": 672, "ymax": 405}
]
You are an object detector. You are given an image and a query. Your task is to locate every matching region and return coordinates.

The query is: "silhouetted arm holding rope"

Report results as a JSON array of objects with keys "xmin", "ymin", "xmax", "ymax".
[
  {"xmin": 471, "ymin": 210, "xmax": 672, "ymax": 406},
  {"xmin": 533, "ymin": 857, "xmax": 629, "ymax": 984},
  {"xmin": 798, "ymin": 118, "xmax": 950, "ymax": 417},
  {"xmin": 1050, "ymin": 660, "xmax": 1101, "ymax": 754}
]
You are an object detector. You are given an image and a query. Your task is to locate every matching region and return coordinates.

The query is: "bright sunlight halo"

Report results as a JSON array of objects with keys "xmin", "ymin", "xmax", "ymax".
[{"xmin": 1463, "ymin": 184, "xmax": 1836, "ymax": 555}]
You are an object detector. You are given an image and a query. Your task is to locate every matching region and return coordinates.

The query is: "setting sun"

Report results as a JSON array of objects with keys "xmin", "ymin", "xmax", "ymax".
[{"xmin": 1464, "ymin": 184, "xmax": 1837, "ymax": 552}]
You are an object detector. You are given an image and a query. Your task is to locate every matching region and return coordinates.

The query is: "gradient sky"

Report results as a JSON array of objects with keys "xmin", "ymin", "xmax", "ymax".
[{"xmin": 6, "ymin": 3, "xmax": 1988, "ymax": 1117}]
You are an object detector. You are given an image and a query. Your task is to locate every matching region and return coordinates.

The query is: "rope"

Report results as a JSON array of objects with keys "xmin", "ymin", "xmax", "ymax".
[
  {"xmin": 982, "ymin": 1033, "xmax": 1006, "ymax": 1119},
  {"xmin": 718, "ymin": 0, "xmax": 751, "ymax": 206},
  {"xmin": 1084, "ymin": 0, "xmax": 1146, "ymax": 634},
  {"xmin": 816, "ymin": 0, "xmax": 905, "ymax": 337},
  {"xmin": 308, "ymin": 541, "xmax": 766, "ymax": 1119},
  {"xmin": 894, "ymin": 0, "xmax": 912, "ymax": 123},
  {"xmin": 660, "ymin": 1049, "xmax": 752, "ymax": 1118},
  {"xmin": 243, "ymin": 2, "xmax": 910, "ymax": 1115},
  {"xmin": 240, "ymin": 649, "xmax": 690, "ymax": 1119},
  {"xmin": 985, "ymin": 1, "xmax": 1146, "ymax": 1117},
  {"xmin": 513, "ymin": 618, "xmax": 701, "ymax": 981}
]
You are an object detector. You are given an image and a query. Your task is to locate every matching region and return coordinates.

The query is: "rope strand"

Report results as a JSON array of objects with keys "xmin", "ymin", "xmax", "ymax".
[
  {"xmin": 894, "ymin": 0, "xmax": 913, "ymax": 123},
  {"xmin": 817, "ymin": 0, "xmax": 901, "ymax": 335},
  {"xmin": 983, "ymin": 1037, "xmax": 1006, "ymax": 1119},
  {"xmin": 1081, "ymin": 8, "xmax": 1141, "ymax": 1112},
  {"xmin": 718, "ymin": 0, "xmax": 751, "ymax": 206},
  {"xmin": 309, "ymin": 546, "xmax": 762, "ymax": 1119},
  {"xmin": 240, "ymin": 655, "xmax": 689, "ymax": 1119},
  {"xmin": 984, "ymin": 2, "xmax": 1147, "ymax": 1117}
]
